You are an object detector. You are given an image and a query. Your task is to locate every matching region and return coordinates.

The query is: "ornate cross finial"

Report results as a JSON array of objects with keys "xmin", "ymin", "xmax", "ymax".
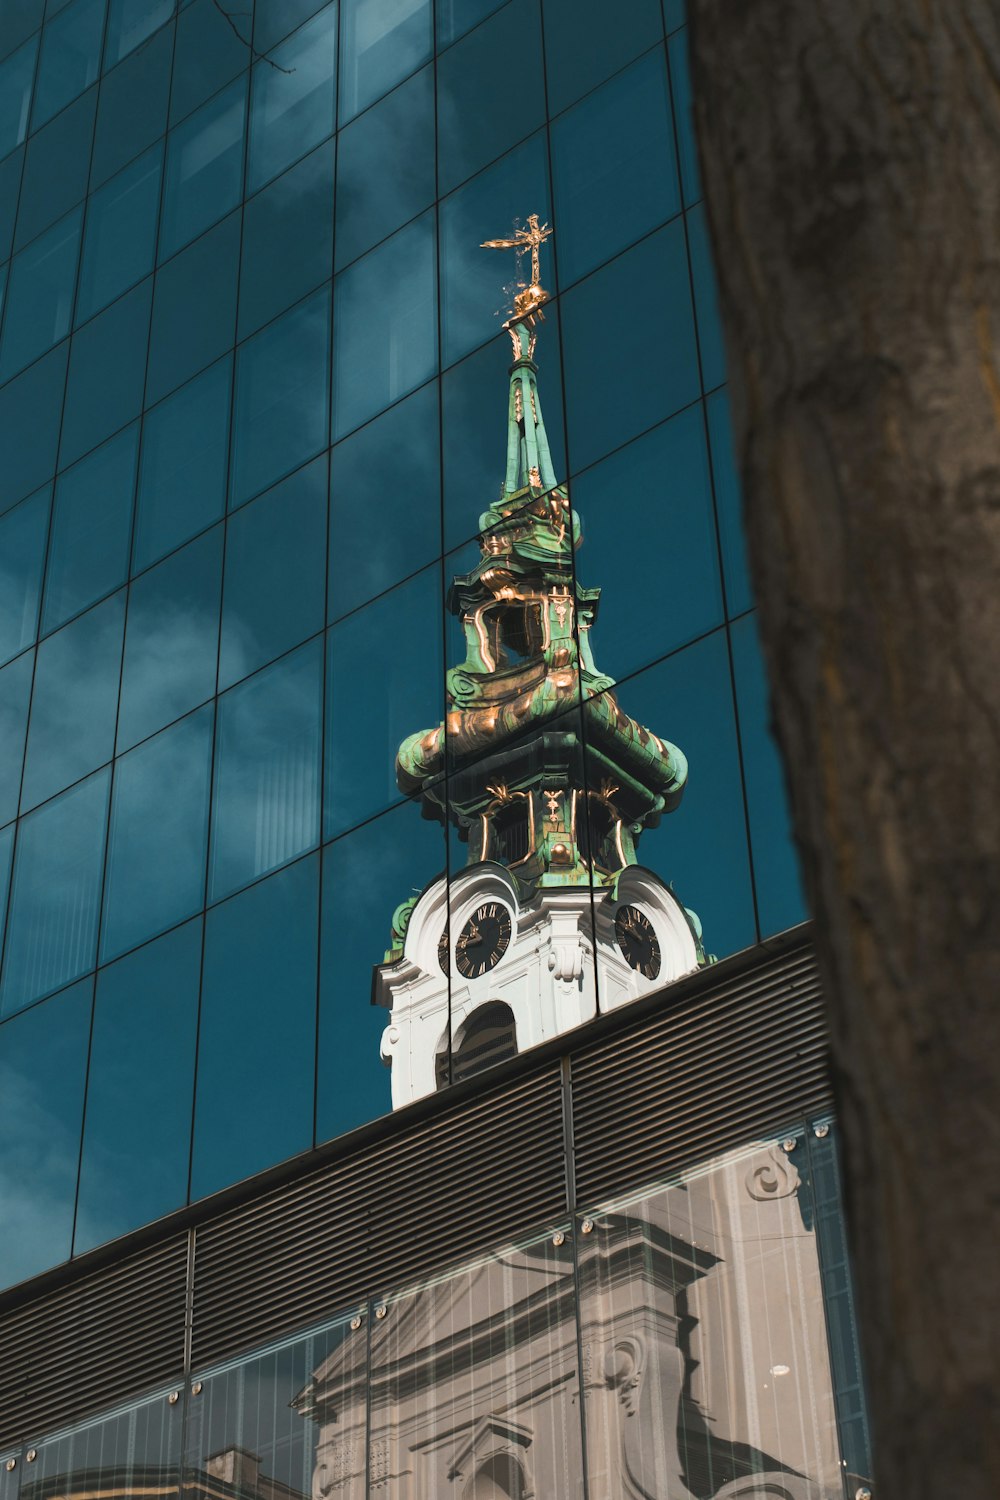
[{"xmin": 482, "ymin": 213, "xmax": 553, "ymax": 320}]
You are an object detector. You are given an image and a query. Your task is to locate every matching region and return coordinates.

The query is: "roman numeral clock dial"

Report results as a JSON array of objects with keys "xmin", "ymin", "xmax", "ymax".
[
  {"xmin": 615, "ymin": 904, "xmax": 661, "ymax": 980},
  {"xmin": 442, "ymin": 902, "xmax": 513, "ymax": 979}
]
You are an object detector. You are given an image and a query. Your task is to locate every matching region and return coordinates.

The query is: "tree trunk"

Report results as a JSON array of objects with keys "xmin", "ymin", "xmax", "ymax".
[{"xmin": 687, "ymin": 4, "xmax": 1000, "ymax": 1496}]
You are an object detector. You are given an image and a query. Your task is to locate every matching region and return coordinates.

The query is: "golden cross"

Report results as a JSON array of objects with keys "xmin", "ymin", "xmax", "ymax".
[{"xmin": 481, "ymin": 214, "xmax": 553, "ymax": 288}]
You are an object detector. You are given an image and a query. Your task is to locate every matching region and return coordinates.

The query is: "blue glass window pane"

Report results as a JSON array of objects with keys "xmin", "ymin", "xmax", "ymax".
[
  {"xmin": 247, "ymin": 3, "xmax": 336, "ymax": 194},
  {"xmin": 573, "ymin": 406, "xmax": 723, "ymax": 679},
  {"xmin": 334, "ymin": 65, "xmax": 433, "ymax": 271},
  {"xmin": 192, "ymin": 854, "xmax": 318, "ymax": 1198},
  {"xmin": 437, "ymin": 0, "xmax": 544, "ymax": 196},
  {"xmin": 664, "ymin": 0, "xmax": 685, "ymax": 30},
  {"xmin": 561, "ymin": 221, "xmax": 699, "ymax": 472},
  {"xmin": 0, "ymin": 770, "xmax": 109, "ymax": 1013},
  {"xmin": 0, "ymin": 37, "xmax": 37, "ymax": 157},
  {"xmin": 105, "ymin": 0, "xmax": 173, "ymax": 66},
  {"xmin": 91, "ymin": 19, "xmax": 172, "ymax": 188},
  {"xmin": 77, "ymin": 143, "xmax": 162, "ymax": 323},
  {"xmin": 332, "ymin": 211, "xmax": 436, "ymax": 440},
  {"xmin": 0, "ymin": 824, "xmax": 12, "ymax": 938},
  {"xmin": 146, "ymin": 209, "xmax": 239, "ymax": 405},
  {"xmin": 101, "ymin": 705, "xmax": 212, "ymax": 960},
  {"xmin": 0, "ymin": 652, "xmax": 33, "ymax": 826},
  {"xmin": 220, "ymin": 456, "xmax": 327, "ymax": 690},
  {"xmin": 253, "ymin": 0, "xmax": 324, "ymax": 55},
  {"xmin": 21, "ymin": 590, "xmax": 125, "ymax": 811},
  {"xmin": 706, "ymin": 387, "xmax": 752, "ymax": 617},
  {"xmin": 32, "ymin": 0, "xmax": 104, "ymax": 129},
  {"xmin": 118, "ymin": 526, "xmax": 222, "ymax": 750},
  {"xmin": 551, "ymin": 52, "xmax": 678, "ymax": 287},
  {"xmin": 75, "ymin": 920, "xmax": 200, "ymax": 1252},
  {"xmin": 209, "ymin": 638, "xmax": 322, "ymax": 901},
  {"xmin": 730, "ymin": 611, "xmax": 807, "ymax": 937},
  {"xmin": 0, "ymin": 148, "xmax": 24, "ymax": 262},
  {"xmin": 601, "ymin": 634, "xmax": 756, "ymax": 959},
  {"xmin": 160, "ymin": 75, "xmax": 246, "ymax": 260},
  {"xmin": 436, "ymin": 0, "xmax": 505, "ymax": 46},
  {"xmin": 543, "ymin": 0, "xmax": 661, "ymax": 115},
  {"xmin": 42, "ymin": 423, "xmax": 137, "ymax": 632},
  {"xmin": 134, "ymin": 358, "xmax": 231, "ymax": 570},
  {"xmin": 239, "ymin": 139, "xmax": 333, "ymax": 340},
  {"xmin": 0, "ymin": 977, "xmax": 91, "ymax": 1284},
  {"xmin": 0, "ymin": 345, "xmax": 66, "ymax": 513},
  {"xmin": 668, "ymin": 27, "xmax": 700, "ymax": 206},
  {"xmin": 439, "ymin": 131, "xmax": 549, "ymax": 368},
  {"xmin": 329, "ymin": 381, "xmax": 439, "ymax": 619},
  {"xmin": 687, "ymin": 200, "xmax": 726, "ymax": 391},
  {"xmin": 340, "ymin": 0, "xmax": 431, "ymax": 124},
  {"xmin": 59, "ymin": 277, "xmax": 151, "ymax": 467},
  {"xmin": 14, "ymin": 85, "xmax": 95, "ymax": 251},
  {"xmin": 324, "ymin": 563, "xmax": 441, "ymax": 837},
  {"xmin": 317, "ymin": 802, "xmax": 444, "ymax": 1139},
  {"xmin": 231, "ymin": 284, "xmax": 330, "ymax": 509},
  {"xmin": 0, "ymin": 486, "xmax": 49, "ymax": 666},
  {"xmin": 170, "ymin": 0, "xmax": 249, "ymax": 127},
  {"xmin": 0, "ymin": 206, "xmax": 81, "ymax": 380},
  {"xmin": 0, "ymin": 0, "xmax": 44, "ymax": 61}
]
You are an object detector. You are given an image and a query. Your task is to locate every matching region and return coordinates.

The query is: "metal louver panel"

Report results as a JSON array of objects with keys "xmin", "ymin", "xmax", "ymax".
[
  {"xmin": 571, "ymin": 939, "xmax": 831, "ymax": 1206},
  {"xmin": 190, "ymin": 1062, "xmax": 565, "ymax": 1369},
  {"xmin": 0, "ymin": 1235, "xmax": 187, "ymax": 1449}
]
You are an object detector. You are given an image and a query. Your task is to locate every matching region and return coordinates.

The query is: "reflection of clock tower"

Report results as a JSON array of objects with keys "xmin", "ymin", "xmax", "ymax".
[{"xmin": 375, "ymin": 221, "xmax": 708, "ymax": 1107}]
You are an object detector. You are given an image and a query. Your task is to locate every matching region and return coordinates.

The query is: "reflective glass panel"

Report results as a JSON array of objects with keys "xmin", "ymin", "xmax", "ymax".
[
  {"xmin": 0, "ymin": 37, "xmax": 37, "ymax": 157},
  {"xmin": 328, "ymin": 380, "xmax": 440, "ymax": 621},
  {"xmin": 118, "ymin": 526, "xmax": 223, "ymax": 751},
  {"xmin": 324, "ymin": 563, "xmax": 442, "ymax": 838},
  {"xmin": 668, "ymin": 26, "xmax": 700, "ymax": 206},
  {"xmin": 134, "ymin": 357, "xmax": 231, "ymax": 570},
  {"xmin": 687, "ymin": 199, "xmax": 727, "ymax": 392},
  {"xmin": 231, "ymin": 284, "xmax": 331, "ymax": 509},
  {"xmin": 551, "ymin": 50, "xmax": 679, "ymax": 287},
  {"xmin": 317, "ymin": 798, "xmax": 446, "ymax": 1140},
  {"xmin": 146, "ymin": 209, "xmax": 240, "ymax": 405},
  {"xmin": 21, "ymin": 590, "xmax": 124, "ymax": 812},
  {"xmin": 59, "ymin": 277, "xmax": 151, "ymax": 467},
  {"xmin": 76, "ymin": 142, "xmax": 162, "ymax": 322},
  {"xmin": 253, "ymin": 0, "xmax": 326, "ymax": 55},
  {"xmin": 578, "ymin": 1140, "xmax": 844, "ymax": 1500},
  {"xmin": 0, "ymin": 345, "xmax": 66, "ymax": 513},
  {"xmin": 707, "ymin": 386, "xmax": 752, "ymax": 617},
  {"xmin": 332, "ymin": 210, "xmax": 436, "ymax": 440},
  {"xmin": 91, "ymin": 19, "xmax": 172, "ymax": 187},
  {"xmin": 0, "ymin": 0, "xmax": 43, "ymax": 60},
  {"xmin": 0, "ymin": 205, "xmax": 82, "ymax": 380},
  {"xmin": 105, "ymin": 0, "xmax": 173, "ymax": 66},
  {"xmin": 0, "ymin": 485, "xmax": 49, "ymax": 666},
  {"xmin": 31, "ymin": 0, "xmax": 103, "ymax": 129},
  {"xmin": 75, "ymin": 919, "xmax": 201, "ymax": 1250},
  {"xmin": 339, "ymin": 0, "xmax": 431, "ymax": 124},
  {"xmin": 561, "ymin": 221, "xmax": 699, "ymax": 474},
  {"xmin": 170, "ymin": 0, "xmax": 249, "ymax": 127},
  {"xmin": 191, "ymin": 853, "xmax": 318, "ymax": 1198},
  {"xmin": 247, "ymin": 2, "xmax": 336, "ymax": 194},
  {"xmin": 220, "ymin": 455, "xmax": 327, "ymax": 690},
  {"xmin": 25, "ymin": 1386, "xmax": 182, "ymax": 1500},
  {"xmin": 209, "ymin": 638, "xmax": 322, "ymax": 901},
  {"xmin": 436, "ymin": 0, "xmax": 506, "ymax": 46},
  {"xmin": 439, "ymin": 130, "xmax": 550, "ymax": 368},
  {"xmin": 437, "ymin": 0, "xmax": 544, "ymax": 196},
  {"xmin": 0, "ymin": 976, "xmax": 91, "ymax": 1285},
  {"xmin": 571, "ymin": 405, "xmax": 723, "ymax": 680},
  {"xmin": 239, "ymin": 138, "xmax": 333, "ymax": 339},
  {"xmin": 0, "ymin": 652, "xmax": 33, "ymax": 826},
  {"xmin": 14, "ymin": 85, "xmax": 95, "ymax": 251},
  {"xmin": 730, "ymin": 612, "xmax": 807, "ymax": 937},
  {"xmin": 0, "ymin": 148, "xmax": 23, "ymax": 263},
  {"xmin": 334, "ymin": 64, "xmax": 433, "ymax": 271},
  {"xmin": 543, "ymin": 0, "xmax": 662, "ymax": 114},
  {"xmin": 370, "ymin": 1229, "xmax": 583, "ymax": 1496},
  {"xmin": 160, "ymin": 74, "xmax": 247, "ymax": 260},
  {"xmin": 0, "ymin": 768, "xmax": 109, "ymax": 1013},
  {"xmin": 188, "ymin": 1314, "xmax": 365, "ymax": 1500},
  {"xmin": 42, "ymin": 422, "xmax": 138, "ymax": 632},
  {"xmin": 0, "ymin": 825, "xmax": 12, "ymax": 948},
  {"xmin": 101, "ymin": 704, "xmax": 213, "ymax": 960}
]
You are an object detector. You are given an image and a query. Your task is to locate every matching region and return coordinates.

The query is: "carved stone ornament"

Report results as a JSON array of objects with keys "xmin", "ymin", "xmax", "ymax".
[{"xmin": 744, "ymin": 1145, "xmax": 802, "ymax": 1202}]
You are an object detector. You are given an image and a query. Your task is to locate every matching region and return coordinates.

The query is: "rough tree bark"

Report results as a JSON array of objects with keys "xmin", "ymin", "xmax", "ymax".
[{"xmin": 687, "ymin": 4, "xmax": 1000, "ymax": 1497}]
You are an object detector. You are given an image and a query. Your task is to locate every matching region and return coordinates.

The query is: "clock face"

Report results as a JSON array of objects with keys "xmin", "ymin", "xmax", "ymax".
[
  {"xmin": 615, "ymin": 904, "xmax": 661, "ymax": 980},
  {"xmin": 450, "ymin": 902, "xmax": 513, "ymax": 979}
]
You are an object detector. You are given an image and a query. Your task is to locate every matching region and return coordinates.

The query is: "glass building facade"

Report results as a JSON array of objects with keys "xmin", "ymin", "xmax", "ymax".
[{"xmin": 0, "ymin": 0, "xmax": 809, "ymax": 1294}]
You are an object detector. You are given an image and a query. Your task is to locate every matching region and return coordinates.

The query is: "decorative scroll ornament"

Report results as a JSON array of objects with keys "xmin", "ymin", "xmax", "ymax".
[{"xmin": 744, "ymin": 1145, "xmax": 802, "ymax": 1202}]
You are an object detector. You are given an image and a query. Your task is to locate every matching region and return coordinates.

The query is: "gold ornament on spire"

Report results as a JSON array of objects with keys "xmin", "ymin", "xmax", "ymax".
[{"xmin": 481, "ymin": 213, "xmax": 553, "ymax": 320}]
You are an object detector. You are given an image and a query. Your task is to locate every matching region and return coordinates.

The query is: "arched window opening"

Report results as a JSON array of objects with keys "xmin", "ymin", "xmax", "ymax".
[
  {"xmin": 582, "ymin": 795, "xmax": 622, "ymax": 873},
  {"xmin": 485, "ymin": 602, "xmax": 544, "ymax": 668},
  {"xmin": 436, "ymin": 1002, "xmax": 518, "ymax": 1090},
  {"xmin": 490, "ymin": 799, "xmax": 531, "ymax": 864},
  {"xmin": 463, "ymin": 1454, "xmax": 526, "ymax": 1500}
]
